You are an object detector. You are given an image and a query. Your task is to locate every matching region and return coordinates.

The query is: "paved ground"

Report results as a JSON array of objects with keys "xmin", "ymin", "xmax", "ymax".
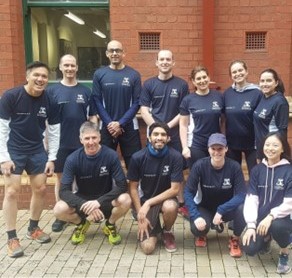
[{"xmin": 0, "ymin": 210, "xmax": 290, "ymax": 277}]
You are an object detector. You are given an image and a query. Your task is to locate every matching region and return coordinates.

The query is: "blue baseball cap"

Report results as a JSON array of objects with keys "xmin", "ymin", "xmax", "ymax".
[{"xmin": 208, "ymin": 133, "xmax": 227, "ymax": 147}]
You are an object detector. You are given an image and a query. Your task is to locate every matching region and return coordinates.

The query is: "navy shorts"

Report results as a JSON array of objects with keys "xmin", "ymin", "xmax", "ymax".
[
  {"xmin": 55, "ymin": 148, "xmax": 76, "ymax": 173},
  {"xmin": 10, "ymin": 151, "xmax": 47, "ymax": 175}
]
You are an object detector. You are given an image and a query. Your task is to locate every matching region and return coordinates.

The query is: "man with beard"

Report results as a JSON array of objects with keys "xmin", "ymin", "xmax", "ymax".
[{"xmin": 127, "ymin": 122, "xmax": 183, "ymax": 254}]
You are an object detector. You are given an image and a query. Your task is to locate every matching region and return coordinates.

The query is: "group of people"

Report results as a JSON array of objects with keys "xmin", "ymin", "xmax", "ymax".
[{"xmin": 0, "ymin": 39, "xmax": 291, "ymax": 275}]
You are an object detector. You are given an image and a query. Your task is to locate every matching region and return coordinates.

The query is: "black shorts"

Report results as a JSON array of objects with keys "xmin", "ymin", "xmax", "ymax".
[{"xmin": 55, "ymin": 148, "xmax": 76, "ymax": 173}]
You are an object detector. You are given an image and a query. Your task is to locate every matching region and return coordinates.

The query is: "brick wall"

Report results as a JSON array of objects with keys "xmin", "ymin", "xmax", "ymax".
[
  {"xmin": 213, "ymin": 0, "xmax": 292, "ymax": 92},
  {"xmin": 110, "ymin": 0, "xmax": 202, "ymax": 85},
  {"xmin": 0, "ymin": 0, "xmax": 26, "ymax": 94}
]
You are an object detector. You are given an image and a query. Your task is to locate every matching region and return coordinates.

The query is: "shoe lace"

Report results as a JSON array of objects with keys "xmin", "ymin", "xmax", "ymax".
[
  {"xmin": 231, "ymin": 238, "xmax": 239, "ymax": 249},
  {"xmin": 9, "ymin": 238, "xmax": 20, "ymax": 249},
  {"xmin": 107, "ymin": 224, "xmax": 117, "ymax": 237},
  {"xmin": 279, "ymin": 254, "xmax": 288, "ymax": 265},
  {"xmin": 31, "ymin": 227, "xmax": 43, "ymax": 237}
]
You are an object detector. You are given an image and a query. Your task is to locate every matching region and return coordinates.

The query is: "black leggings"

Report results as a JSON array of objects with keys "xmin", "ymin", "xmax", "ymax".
[
  {"xmin": 227, "ymin": 149, "xmax": 257, "ymax": 175},
  {"xmin": 189, "ymin": 204, "xmax": 246, "ymax": 237},
  {"xmin": 242, "ymin": 217, "xmax": 292, "ymax": 256}
]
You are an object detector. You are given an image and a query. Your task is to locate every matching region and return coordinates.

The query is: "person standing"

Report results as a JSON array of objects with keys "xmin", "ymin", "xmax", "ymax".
[
  {"xmin": 47, "ymin": 54, "xmax": 96, "ymax": 232},
  {"xmin": 180, "ymin": 66, "xmax": 224, "ymax": 169},
  {"xmin": 223, "ymin": 60, "xmax": 262, "ymax": 174},
  {"xmin": 128, "ymin": 122, "xmax": 184, "ymax": 254},
  {"xmin": 54, "ymin": 121, "xmax": 131, "ymax": 246},
  {"xmin": 92, "ymin": 40, "xmax": 142, "ymax": 168},
  {"xmin": 253, "ymin": 68, "xmax": 289, "ymax": 160},
  {"xmin": 0, "ymin": 61, "xmax": 60, "ymax": 258},
  {"xmin": 139, "ymin": 49, "xmax": 189, "ymax": 219},
  {"xmin": 184, "ymin": 133, "xmax": 246, "ymax": 257},
  {"xmin": 242, "ymin": 132, "xmax": 292, "ymax": 274}
]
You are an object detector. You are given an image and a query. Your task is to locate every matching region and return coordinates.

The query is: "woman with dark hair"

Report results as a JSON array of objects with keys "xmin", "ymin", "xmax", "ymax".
[
  {"xmin": 242, "ymin": 132, "xmax": 292, "ymax": 275},
  {"xmin": 253, "ymin": 69, "xmax": 289, "ymax": 160},
  {"xmin": 223, "ymin": 60, "xmax": 262, "ymax": 174},
  {"xmin": 180, "ymin": 66, "xmax": 223, "ymax": 169}
]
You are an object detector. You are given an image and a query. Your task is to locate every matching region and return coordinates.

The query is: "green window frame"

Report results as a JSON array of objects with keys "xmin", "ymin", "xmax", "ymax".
[{"xmin": 22, "ymin": 0, "xmax": 109, "ymax": 85}]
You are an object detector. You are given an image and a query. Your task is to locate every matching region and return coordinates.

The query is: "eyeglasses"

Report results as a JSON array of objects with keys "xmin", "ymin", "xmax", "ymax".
[{"xmin": 107, "ymin": 48, "xmax": 123, "ymax": 54}]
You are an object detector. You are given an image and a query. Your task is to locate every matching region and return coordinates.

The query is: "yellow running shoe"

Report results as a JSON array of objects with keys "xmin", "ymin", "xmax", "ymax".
[
  {"xmin": 71, "ymin": 220, "xmax": 90, "ymax": 245},
  {"xmin": 102, "ymin": 222, "xmax": 121, "ymax": 245}
]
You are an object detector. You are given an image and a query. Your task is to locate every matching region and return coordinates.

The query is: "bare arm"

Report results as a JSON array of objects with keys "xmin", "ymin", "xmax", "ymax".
[
  {"xmin": 179, "ymin": 115, "xmax": 191, "ymax": 159},
  {"xmin": 140, "ymin": 106, "xmax": 155, "ymax": 127},
  {"xmin": 167, "ymin": 114, "xmax": 180, "ymax": 129}
]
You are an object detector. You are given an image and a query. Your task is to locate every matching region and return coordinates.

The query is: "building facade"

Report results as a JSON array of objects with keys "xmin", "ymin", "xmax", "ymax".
[{"xmin": 0, "ymin": 0, "xmax": 292, "ymax": 93}]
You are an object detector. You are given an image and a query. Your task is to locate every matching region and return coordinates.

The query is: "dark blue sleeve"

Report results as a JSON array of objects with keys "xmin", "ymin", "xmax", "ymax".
[
  {"xmin": 170, "ymin": 151, "xmax": 184, "ymax": 182},
  {"xmin": 59, "ymin": 156, "xmax": 86, "ymax": 210},
  {"xmin": 184, "ymin": 162, "xmax": 201, "ymax": 221},
  {"xmin": 118, "ymin": 73, "xmax": 141, "ymax": 127},
  {"xmin": 179, "ymin": 95, "xmax": 190, "ymax": 116},
  {"xmin": 274, "ymin": 97, "xmax": 289, "ymax": 135},
  {"xmin": 139, "ymin": 80, "xmax": 152, "ymax": 106},
  {"xmin": 127, "ymin": 154, "xmax": 140, "ymax": 181},
  {"xmin": 217, "ymin": 162, "xmax": 246, "ymax": 215},
  {"xmin": 92, "ymin": 71, "xmax": 112, "ymax": 125}
]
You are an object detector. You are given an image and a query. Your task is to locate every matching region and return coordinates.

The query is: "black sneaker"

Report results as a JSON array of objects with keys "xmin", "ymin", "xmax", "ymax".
[
  {"xmin": 259, "ymin": 237, "xmax": 272, "ymax": 254},
  {"xmin": 52, "ymin": 219, "xmax": 68, "ymax": 232}
]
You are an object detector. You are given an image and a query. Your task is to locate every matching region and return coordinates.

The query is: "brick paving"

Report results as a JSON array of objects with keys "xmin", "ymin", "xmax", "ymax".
[{"xmin": 0, "ymin": 210, "xmax": 290, "ymax": 277}]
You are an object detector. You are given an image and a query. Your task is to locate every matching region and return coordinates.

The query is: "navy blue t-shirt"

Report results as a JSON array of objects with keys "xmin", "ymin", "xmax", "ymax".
[
  {"xmin": 140, "ymin": 76, "xmax": 189, "ymax": 142},
  {"xmin": 60, "ymin": 145, "xmax": 127, "ymax": 209},
  {"xmin": 253, "ymin": 92, "xmax": 289, "ymax": 151},
  {"xmin": 47, "ymin": 82, "xmax": 94, "ymax": 149},
  {"xmin": 184, "ymin": 157, "xmax": 246, "ymax": 221},
  {"xmin": 127, "ymin": 147, "xmax": 183, "ymax": 203},
  {"xmin": 180, "ymin": 90, "xmax": 223, "ymax": 149},
  {"xmin": 224, "ymin": 86, "xmax": 261, "ymax": 150},
  {"xmin": 0, "ymin": 86, "xmax": 59, "ymax": 154},
  {"xmin": 92, "ymin": 65, "xmax": 141, "ymax": 130}
]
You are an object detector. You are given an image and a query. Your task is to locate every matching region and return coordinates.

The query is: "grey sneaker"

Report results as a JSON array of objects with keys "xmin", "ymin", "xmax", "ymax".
[
  {"xmin": 26, "ymin": 227, "xmax": 51, "ymax": 243},
  {"xmin": 277, "ymin": 253, "xmax": 291, "ymax": 274}
]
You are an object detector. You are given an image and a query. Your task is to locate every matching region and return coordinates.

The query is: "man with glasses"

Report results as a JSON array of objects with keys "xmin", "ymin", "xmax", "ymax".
[{"xmin": 92, "ymin": 40, "xmax": 142, "ymax": 168}]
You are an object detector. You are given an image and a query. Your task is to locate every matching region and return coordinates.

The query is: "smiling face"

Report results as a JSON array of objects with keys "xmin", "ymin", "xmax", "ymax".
[
  {"xmin": 25, "ymin": 66, "xmax": 49, "ymax": 97},
  {"xmin": 259, "ymin": 71, "xmax": 278, "ymax": 97},
  {"xmin": 230, "ymin": 62, "xmax": 248, "ymax": 87},
  {"xmin": 192, "ymin": 70, "xmax": 210, "ymax": 94},
  {"xmin": 156, "ymin": 50, "xmax": 175, "ymax": 76},
  {"xmin": 148, "ymin": 126, "xmax": 169, "ymax": 151},
  {"xmin": 59, "ymin": 55, "xmax": 78, "ymax": 80},
  {"xmin": 208, "ymin": 144, "xmax": 228, "ymax": 168},
  {"xmin": 263, "ymin": 134, "xmax": 283, "ymax": 165},
  {"xmin": 80, "ymin": 129, "xmax": 101, "ymax": 156},
  {"xmin": 106, "ymin": 40, "xmax": 125, "ymax": 69}
]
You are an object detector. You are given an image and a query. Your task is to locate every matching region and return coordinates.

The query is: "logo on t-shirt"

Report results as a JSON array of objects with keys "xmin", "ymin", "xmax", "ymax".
[
  {"xmin": 212, "ymin": 101, "xmax": 221, "ymax": 110},
  {"xmin": 76, "ymin": 94, "xmax": 85, "ymax": 103},
  {"xmin": 162, "ymin": 165, "xmax": 170, "ymax": 175},
  {"xmin": 222, "ymin": 178, "xmax": 232, "ymax": 189},
  {"xmin": 122, "ymin": 77, "xmax": 130, "ymax": 86},
  {"xmin": 37, "ymin": 107, "xmax": 47, "ymax": 117},
  {"xmin": 242, "ymin": 101, "xmax": 251, "ymax": 110},
  {"xmin": 275, "ymin": 178, "xmax": 285, "ymax": 190},
  {"xmin": 170, "ymin": 89, "xmax": 179, "ymax": 98},
  {"xmin": 259, "ymin": 109, "xmax": 267, "ymax": 119},
  {"xmin": 99, "ymin": 166, "xmax": 109, "ymax": 176}
]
